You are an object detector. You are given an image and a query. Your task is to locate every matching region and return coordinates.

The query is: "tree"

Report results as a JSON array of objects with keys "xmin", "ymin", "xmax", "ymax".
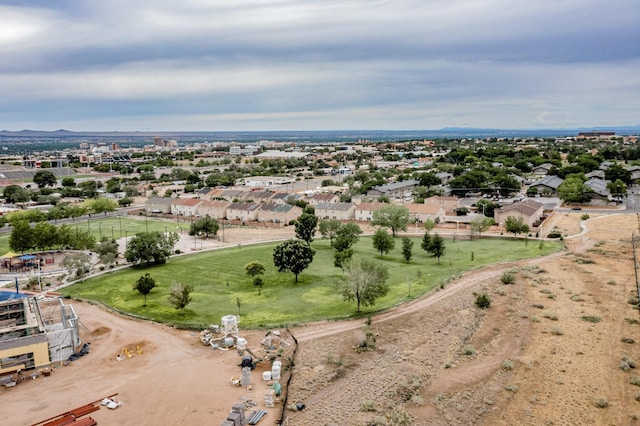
[
  {"xmin": 168, "ymin": 282, "xmax": 193, "ymax": 312},
  {"xmin": 504, "ymin": 216, "xmax": 530, "ymax": 239},
  {"xmin": 421, "ymin": 231, "xmax": 432, "ymax": 253},
  {"xmin": 245, "ymin": 261, "xmax": 266, "ymax": 293},
  {"xmin": 189, "ymin": 215, "xmax": 219, "ymax": 239},
  {"xmin": 61, "ymin": 177, "xmax": 76, "ymax": 187},
  {"xmin": 94, "ymin": 237, "xmax": 119, "ymax": 266},
  {"xmin": 427, "ymin": 233, "xmax": 446, "ymax": 264},
  {"xmin": 340, "ymin": 257, "xmax": 390, "ymax": 313},
  {"xmin": 475, "ymin": 293, "xmax": 491, "ymax": 309},
  {"xmin": 334, "ymin": 248, "xmax": 354, "ymax": 269},
  {"xmin": 78, "ymin": 180, "xmax": 99, "ymax": 198},
  {"xmin": 469, "ymin": 216, "xmax": 492, "ymax": 240},
  {"xmin": 558, "ymin": 175, "xmax": 590, "ymax": 204},
  {"xmin": 61, "ymin": 253, "xmax": 91, "ymax": 279},
  {"xmin": 401, "ymin": 237, "xmax": 413, "ymax": 263},
  {"xmin": 125, "ymin": 231, "xmax": 179, "ymax": 265},
  {"xmin": 372, "ymin": 228, "xmax": 395, "ymax": 258},
  {"xmin": 133, "ymin": 273, "xmax": 156, "ymax": 306},
  {"xmin": 607, "ymin": 179, "xmax": 628, "ymax": 201},
  {"xmin": 371, "ymin": 204, "xmax": 411, "ymax": 237},
  {"xmin": 318, "ymin": 219, "xmax": 341, "ymax": 247},
  {"xmin": 424, "ymin": 218, "xmax": 435, "ymax": 234},
  {"xmin": 118, "ymin": 197, "xmax": 134, "ymax": 207},
  {"xmin": 3, "ymin": 185, "xmax": 31, "ymax": 204},
  {"xmin": 33, "ymin": 170, "xmax": 57, "ymax": 188},
  {"xmin": 33, "ymin": 222, "xmax": 58, "ymax": 251},
  {"xmin": 604, "ymin": 164, "xmax": 632, "ymax": 184},
  {"xmin": 272, "ymin": 239, "xmax": 315, "ymax": 283},
  {"xmin": 9, "ymin": 220, "xmax": 34, "ymax": 253},
  {"xmin": 334, "ymin": 222, "xmax": 363, "ymax": 252},
  {"xmin": 295, "ymin": 212, "xmax": 318, "ymax": 243},
  {"xmin": 84, "ymin": 197, "xmax": 118, "ymax": 215}
]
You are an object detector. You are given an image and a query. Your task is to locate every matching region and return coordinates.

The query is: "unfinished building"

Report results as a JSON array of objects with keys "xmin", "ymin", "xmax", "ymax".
[{"xmin": 0, "ymin": 297, "xmax": 80, "ymax": 374}]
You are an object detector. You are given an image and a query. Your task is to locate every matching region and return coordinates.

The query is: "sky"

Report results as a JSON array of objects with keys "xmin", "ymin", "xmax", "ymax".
[{"xmin": 0, "ymin": 0, "xmax": 638, "ymax": 132}]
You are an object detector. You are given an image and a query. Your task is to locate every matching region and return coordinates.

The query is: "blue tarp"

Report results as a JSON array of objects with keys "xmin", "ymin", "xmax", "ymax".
[
  {"xmin": 19, "ymin": 255, "xmax": 37, "ymax": 260},
  {"xmin": 0, "ymin": 292, "xmax": 29, "ymax": 301}
]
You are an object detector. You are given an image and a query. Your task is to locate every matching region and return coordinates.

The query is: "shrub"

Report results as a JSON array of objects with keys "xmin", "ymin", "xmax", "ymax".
[
  {"xmin": 543, "ymin": 311, "xmax": 558, "ymax": 321},
  {"xmin": 629, "ymin": 297, "xmax": 640, "ymax": 306},
  {"xmin": 547, "ymin": 232, "xmax": 562, "ymax": 238},
  {"xmin": 475, "ymin": 293, "xmax": 491, "ymax": 309},
  {"xmin": 360, "ymin": 400, "xmax": 376, "ymax": 412},
  {"xmin": 581, "ymin": 316, "xmax": 602, "ymax": 323},
  {"xmin": 581, "ymin": 213, "xmax": 590, "ymax": 220},
  {"xmin": 463, "ymin": 345, "xmax": 476, "ymax": 355},
  {"xmin": 631, "ymin": 376, "xmax": 640, "ymax": 386},
  {"xmin": 623, "ymin": 337, "xmax": 636, "ymax": 344},
  {"xmin": 551, "ymin": 326, "xmax": 564, "ymax": 335},
  {"xmin": 501, "ymin": 271, "xmax": 516, "ymax": 284},
  {"xmin": 595, "ymin": 397, "xmax": 609, "ymax": 408},
  {"xmin": 502, "ymin": 359, "xmax": 514, "ymax": 370}
]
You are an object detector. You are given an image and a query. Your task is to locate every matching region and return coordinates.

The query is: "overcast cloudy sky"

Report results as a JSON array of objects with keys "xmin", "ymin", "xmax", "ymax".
[{"xmin": 0, "ymin": 0, "xmax": 638, "ymax": 131}]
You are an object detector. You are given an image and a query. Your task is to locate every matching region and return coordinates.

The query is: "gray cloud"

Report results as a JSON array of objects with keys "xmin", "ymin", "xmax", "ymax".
[{"xmin": 0, "ymin": 0, "xmax": 638, "ymax": 130}]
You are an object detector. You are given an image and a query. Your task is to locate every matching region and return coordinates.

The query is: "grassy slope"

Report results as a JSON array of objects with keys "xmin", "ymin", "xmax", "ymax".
[{"xmin": 60, "ymin": 236, "xmax": 562, "ymax": 329}]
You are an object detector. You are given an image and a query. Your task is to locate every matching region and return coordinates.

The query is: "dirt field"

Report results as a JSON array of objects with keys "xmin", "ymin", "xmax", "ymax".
[{"xmin": 3, "ymin": 212, "xmax": 639, "ymax": 425}]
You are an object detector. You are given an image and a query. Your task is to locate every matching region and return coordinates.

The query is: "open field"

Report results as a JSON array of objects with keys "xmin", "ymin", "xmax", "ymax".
[{"xmin": 60, "ymin": 236, "xmax": 561, "ymax": 328}]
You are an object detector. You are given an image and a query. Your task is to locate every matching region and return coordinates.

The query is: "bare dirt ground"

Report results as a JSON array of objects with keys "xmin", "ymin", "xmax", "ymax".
[{"xmin": 3, "ymin": 213, "xmax": 639, "ymax": 425}]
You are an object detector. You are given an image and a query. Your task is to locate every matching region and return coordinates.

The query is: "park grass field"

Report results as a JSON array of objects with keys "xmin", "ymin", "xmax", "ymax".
[{"xmin": 60, "ymin": 236, "xmax": 562, "ymax": 329}]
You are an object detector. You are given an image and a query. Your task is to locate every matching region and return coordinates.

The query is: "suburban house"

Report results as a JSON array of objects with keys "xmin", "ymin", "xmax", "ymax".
[
  {"xmin": 531, "ymin": 163, "xmax": 555, "ymax": 176},
  {"xmin": 494, "ymin": 199, "xmax": 545, "ymax": 229},
  {"xmin": 171, "ymin": 198, "xmax": 202, "ymax": 217},
  {"xmin": 218, "ymin": 189, "xmax": 245, "ymax": 202},
  {"xmin": 424, "ymin": 196, "xmax": 459, "ymax": 214},
  {"xmin": 226, "ymin": 202, "xmax": 261, "ymax": 222},
  {"xmin": 196, "ymin": 200, "xmax": 231, "ymax": 220},
  {"xmin": 244, "ymin": 190, "xmax": 276, "ymax": 204},
  {"xmin": 435, "ymin": 172, "xmax": 453, "ymax": 185},
  {"xmin": 367, "ymin": 179, "xmax": 419, "ymax": 198},
  {"xmin": 406, "ymin": 203, "xmax": 446, "ymax": 223},
  {"xmin": 145, "ymin": 197, "xmax": 174, "ymax": 214},
  {"xmin": 315, "ymin": 202, "xmax": 356, "ymax": 221},
  {"xmin": 528, "ymin": 175, "xmax": 564, "ymax": 196},
  {"xmin": 585, "ymin": 178, "xmax": 610, "ymax": 203},
  {"xmin": 307, "ymin": 193, "xmax": 340, "ymax": 206},
  {"xmin": 257, "ymin": 203, "xmax": 303, "ymax": 224},
  {"xmin": 354, "ymin": 202, "xmax": 387, "ymax": 221},
  {"xmin": 270, "ymin": 192, "xmax": 304, "ymax": 205}
]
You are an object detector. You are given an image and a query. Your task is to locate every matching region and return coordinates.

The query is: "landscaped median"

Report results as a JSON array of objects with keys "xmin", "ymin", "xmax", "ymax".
[{"xmin": 60, "ymin": 236, "xmax": 563, "ymax": 328}]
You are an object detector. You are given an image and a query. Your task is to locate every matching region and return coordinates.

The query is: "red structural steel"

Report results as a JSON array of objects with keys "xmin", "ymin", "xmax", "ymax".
[{"xmin": 30, "ymin": 393, "xmax": 118, "ymax": 426}]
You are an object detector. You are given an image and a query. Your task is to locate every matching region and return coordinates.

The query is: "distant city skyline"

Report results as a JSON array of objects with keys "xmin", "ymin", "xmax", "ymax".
[{"xmin": 1, "ymin": 1, "xmax": 638, "ymax": 132}]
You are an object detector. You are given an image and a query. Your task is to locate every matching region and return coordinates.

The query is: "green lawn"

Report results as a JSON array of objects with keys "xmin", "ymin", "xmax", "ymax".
[{"xmin": 60, "ymin": 236, "xmax": 562, "ymax": 329}]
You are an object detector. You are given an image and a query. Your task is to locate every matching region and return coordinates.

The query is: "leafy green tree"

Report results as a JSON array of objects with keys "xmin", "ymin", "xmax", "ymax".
[
  {"xmin": 9, "ymin": 220, "xmax": 34, "ymax": 253},
  {"xmin": 189, "ymin": 215, "xmax": 219, "ymax": 239},
  {"xmin": 68, "ymin": 228, "xmax": 96, "ymax": 250},
  {"xmin": 3, "ymin": 185, "xmax": 31, "ymax": 204},
  {"xmin": 607, "ymin": 179, "xmax": 627, "ymax": 201},
  {"xmin": 125, "ymin": 231, "xmax": 179, "ymax": 265},
  {"xmin": 33, "ymin": 222, "xmax": 58, "ymax": 251},
  {"xmin": 245, "ymin": 261, "xmax": 266, "ymax": 292},
  {"xmin": 340, "ymin": 257, "xmax": 390, "ymax": 313},
  {"xmin": 427, "ymin": 233, "xmax": 446, "ymax": 264},
  {"xmin": 371, "ymin": 204, "xmax": 411, "ymax": 237},
  {"xmin": 118, "ymin": 197, "xmax": 134, "ymax": 207},
  {"xmin": 61, "ymin": 177, "xmax": 76, "ymax": 187},
  {"xmin": 475, "ymin": 199, "xmax": 500, "ymax": 218},
  {"xmin": 95, "ymin": 237, "xmax": 119, "ymax": 266},
  {"xmin": 504, "ymin": 216, "xmax": 530, "ymax": 239},
  {"xmin": 401, "ymin": 237, "xmax": 413, "ymax": 263},
  {"xmin": 604, "ymin": 164, "xmax": 632, "ymax": 185},
  {"xmin": 78, "ymin": 180, "xmax": 99, "ymax": 198},
  {"xmin": 33, "ymin": 170, "xmax": 57, "ymax": 188},
  {"xmin": 424, "ymin": 218, "xmax": 435, "ymax": 234},
  {"xmin": 334, "ymin": 222, "xmax": 363, "ymax": 252},
  {"xmin": 558, "ymin": 175, "xmax": 590, "ymax": 204},
  {"xmin": 273, "ymin": 239, "xmax": 315, "ymax": 283},
  {"xmin": 372, "ymin": 228, "xmax": 395, "ymax": 258},
  {"xmin": 168, "ymin": 282, "xmax": 193, "ymax": 312},
  {"xmin": 295, "ymin": 212, "xmax": 318, "ymax": 243},
  {"xmin": 84, "ymin": 197, "xmax": 118, "ymax": 215},
  {"xmin": 469, "ymin": 216, "xmax": 492, "ymax": 240},
  {"xmin": 318, "ymin": 219, "xmax": 341, "ymax": 247},
  {"xmin": 133, "ymin": 273, "xmax": 156, "ymax": 306},
  {"xmin": 421, "ymin": 231, "xmax": 432, "ymax": 252},
  {"xmin": 334, "ymin": 248, "xmax": 354, "ymax": 269}
]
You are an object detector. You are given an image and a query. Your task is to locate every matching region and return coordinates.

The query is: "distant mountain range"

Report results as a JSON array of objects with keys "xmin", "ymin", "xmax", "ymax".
[{"xmin": 0, "ymin": 126, "xmax": 638, "ymax": 142}]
